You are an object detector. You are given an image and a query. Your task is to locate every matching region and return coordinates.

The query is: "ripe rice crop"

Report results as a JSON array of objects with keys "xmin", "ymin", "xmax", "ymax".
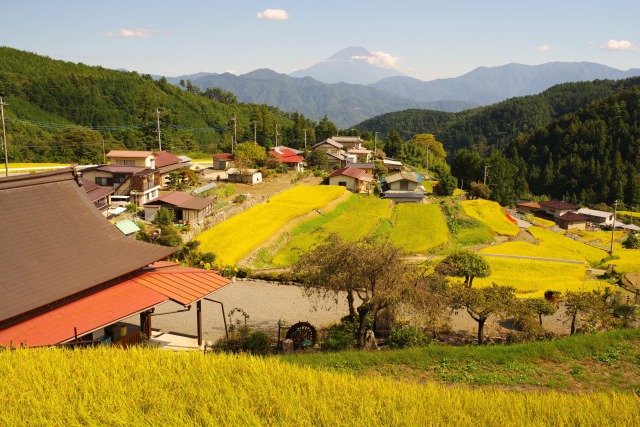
[
  {"xmin": 271, "ymin": 195, "xmax": 391, "ymax": 266},
  {"xmin": 528, "ymin": 226, "xmax": 608, "ymax": 265},
  {"xmin": 605, "ymin": 249, "xmax": 640, "ymax": 274},
  {"xmin": 461, "ymin": 200, "xmax": 519, "ymax": 236},
  {"xmin": 196, "ymin": 185, "xmax": 345, "ymax": 266},
  {"xmin": 618, "ymin": 210, "xmax": 640, "ymax": 218},
  {"xmin": 526, "ymin": 215, "xmax": 556, "ymax": 227},
  {"xmin": 388, "ymin": 204, "xmax": 448, "ymax": 253},
  {"xmin": 480, "ymin": 241, "xmax": 583, "ymax": 261},
  {"xmin": 0, "ymin": 347, "xmax": 638, "ymax": 426},
  {"xmin": 473, "ymin": 256, "xmax": 606, "ymax": 298}
]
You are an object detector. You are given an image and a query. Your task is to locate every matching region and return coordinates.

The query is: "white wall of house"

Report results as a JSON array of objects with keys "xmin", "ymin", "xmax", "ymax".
[{"xmin": 329, "ymin": 175, "xmax": 357, "ymax": 192}]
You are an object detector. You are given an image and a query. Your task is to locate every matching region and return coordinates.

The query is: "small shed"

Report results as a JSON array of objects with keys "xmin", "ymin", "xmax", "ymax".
[
  {"xmin": 143, "ymin": 191, "xmax": 213, "ymax": 225},
  {"xmin": 328, "ymin": 167, "xmax": 373, "ymax": 193},
  {"xmin": 226, "ymin": 168, "xmax": 262, "ymax": 185},
  {"xmin": 114, "ymin": 219, "xmax": 140, "ymax": 237},
  {"xmin": 212, "ymin": 153, "xmax": 234, "ymax": 170}
]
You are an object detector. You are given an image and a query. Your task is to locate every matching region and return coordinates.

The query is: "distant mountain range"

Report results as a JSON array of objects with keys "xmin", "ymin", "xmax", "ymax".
[{"xmin": 161, "ymin": 47, "xmax": 640, "ymax": 128}]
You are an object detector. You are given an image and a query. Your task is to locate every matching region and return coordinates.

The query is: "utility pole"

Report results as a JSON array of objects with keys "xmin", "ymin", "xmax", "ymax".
[
  {"xmin": 610, "ymin": 200, "xmax": 619, "ymax": 254},
  {"xmin": 426, "ymin": 146, "xmax": 430, "ymax": 179},
  {"xmin": 155, "ymin": 107, "xmax": 162, "ymax": 151},
  {"xmin": 253, "ymin": 120, "xmax": 257, "ymax": 143},
  {"xmin": 483, "ymin": 165, "xmax": 489, "ymax": 185},
  {"xmin": 231, "ymin": 114, "xmax": 237, "ymax": 152},
  {"xmin": 1, "ymin": 97, "xmax": 8, "ymax": 177},
  {"xmin": 101, "ymin": 139, "xmax": 106, "ymax": 164},
  {"xmin": 374, "ymin": 132, "xmax": 378, "ymax": 156},
  {"xmin": 304, "ymin": 128, "xmax": 307, "ymax": 149},
  {"xmin": 275, "ymin": 124, "xmax": 280, "ymax": 148}
]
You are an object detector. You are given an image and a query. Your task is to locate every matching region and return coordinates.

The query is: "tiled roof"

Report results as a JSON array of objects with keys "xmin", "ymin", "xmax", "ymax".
[
  {"xmin": 517, "ymin": 202, "xmax": 541, "ymax": 209},
  {"xmin": 154, "ymin": 151, "xmax": 182, "ymax": 168},
  {"xmin": 558, "ymin": 212, "xmax": 588, "ymax": 222},
  {"xmin": 132, "ymin": 262, "xmax": 232, "ymax": 306},
  {"xmin": 332, "ymin": 136, "xmax": 363, "ymax": 143},
  {"xmin": 144, "ymin": 191, "xmax": 213, "ymax": 211},
  {"xmin": 539, "ymin": 200, "xmax": 578, "ymax": 210},
  {"xmin": 107, "ymin": 150, "xmax": 153, "ymax": 158},
  {"xmin": 312, "ymin": 138, "xmax": 343, "ymax": 149},
  {"xmin": 0, "ymin": 169, "xmax": 175, "ymax": 325},
  {"xmin": 95, "ymin": 164, "xmax": 144, "ymax": 174},
  {"xmin": 385, "ymin": 172, "xmax": 418, "ymax": 184},
  {"xmin": 329, "ymin": 167, "xmax": 374, "ymax": 182},
  {"xmin": 80, "ymin": 177, "xmax": 114, "ymax": 202},
  {"xmin": 0, "ymin": 281, "xmax": 168, "ymax": 347}
]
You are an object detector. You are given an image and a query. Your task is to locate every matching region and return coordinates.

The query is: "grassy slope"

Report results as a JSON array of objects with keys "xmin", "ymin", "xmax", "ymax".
[
  {"xmin": 282, "ymin": 329, "xmax": 640, "ymax": 393},
  {"xmin": 1, "ymin": 343, "xmax": 639, "ymax": 426},
  {"xmin": 388, "ymin": 204, "xmax": 449, "ymax": 253}
]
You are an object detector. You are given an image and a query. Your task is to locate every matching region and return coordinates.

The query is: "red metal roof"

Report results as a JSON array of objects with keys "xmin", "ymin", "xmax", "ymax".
[
  {"xmin": 329, "ymin": 166, "xmax": 373, "ymax": 181},
  {"xmin": 558, "ymin": 212, "xmax": 588, "ymax": 222},
  {"xmin": 132, "ymin": 262, "xmax": 232, "ymax": 306},
  {"xmin": 269, "ymin": 147, "xmax": 304, "ymax": 163},
  {"xmin": 213, "ymin": 153, "xmax": 234, "ymax": 162},
  {"xmin": 0, "ymin": 281, "xmax": 168, "ymax": 348},
  {"xmin": 144, "ymin": 191, "xmax": 213, "ymax": 211},
  {"xmin": 107, "ymin": 150, "xmax": 153, "ymax": 158},
  {"xmin": 517, "ymin": 202, "xmax": 541, "ymax": 209},
  {"xmin": 539, "ymin": 200, "xmax": 578, "ymax": 210}
]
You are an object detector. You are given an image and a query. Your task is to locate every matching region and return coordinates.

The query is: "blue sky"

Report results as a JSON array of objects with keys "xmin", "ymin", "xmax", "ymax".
[{"xmin": 1, "ymin": 1, "xmax": 638, "ymax": 81}]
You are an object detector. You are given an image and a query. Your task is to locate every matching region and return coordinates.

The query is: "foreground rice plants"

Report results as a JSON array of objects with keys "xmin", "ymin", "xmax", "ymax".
[
  {"xmin": 606, "ymin": 248, "xmax": 640, "ymax": 274},
  {"xmin": 461, "ymin": 200, "xmax": 519, "ymax": 236},
  {"xmin": 1, "ymin": 347, "xmax": 638, "ymax": 426},
  {"xmin": 196, "ymin": 186, "xmax": 345, "ymax": 266},
  {"xmin": 388, "ymin": 204, "xmax": 448, "ymax": 253}
]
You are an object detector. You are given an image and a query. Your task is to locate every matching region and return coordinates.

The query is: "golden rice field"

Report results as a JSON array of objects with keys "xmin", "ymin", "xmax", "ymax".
[
  {"xmin": 388, "ymin": 204, "xmax": 448, "ymax": 254},
  {"xmin": 461, "ymin": 200, "xmax": 519, "ymax": 237},
  {"xmin": 526, "ymin": 215, "xmax": 556, "ymax": 227},
  {"xmin": 618, "ymin": 210, "xmax": 640, "ymax": 218},
  {"xmin": 605, "ymin": 249, "xmax": 640, "ymax": 274},
  {"xmin": 473, "ymin": 256, "xmax": 607, "ymax": 298},
  {"xmin": 271, "ymin": 195, "xmax": 392, "ymax": 266},
  {"xmin": 480, "ymin": 241, "xmax": 584, "ymax": 261},
  {"xmin": 528, "ymin": 226, "xmax": 609, "ymax": 265},
  {"xmin": 1, "ymin": 347, "xmax": 638, "ymax": 426},
  {"xmin": 196, "ymin": 186, "xmax": 345, "ymax": 266}
]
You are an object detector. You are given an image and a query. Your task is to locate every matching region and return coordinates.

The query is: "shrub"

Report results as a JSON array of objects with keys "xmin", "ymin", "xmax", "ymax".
[
  {"xmin": 124, "ymin": 203, "xmax": 139, "ymax": 213},
  {"xmin": 386, "ymin": 326, "xmax": 432, "ymax": 349},
  {"xmin": 320, "ymin": 316, "xmax": 362, "ymax": 351},
  {"xmin": 622, "ymin": 233, "xmax": 639, "ymax": 249}
]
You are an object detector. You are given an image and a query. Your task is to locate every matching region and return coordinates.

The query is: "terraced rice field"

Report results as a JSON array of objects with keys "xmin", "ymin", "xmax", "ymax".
[
  {"xmin": 388, "ymin": 204, "xmax": 448, "ymax": 254},
  {"xmin": 196, "ymin": 185, "xmax": 346, "ymax": 266},
  {"xmin": 461, "ymin": 200, "xmax": 519, "ymax": 237},
  {"xmin": 271, "ymin": 195, "xmax": 392, "ymax": 266},
  {"xmin": 528, "ymin": 226, "xmax": 609, "ymax": 265}
]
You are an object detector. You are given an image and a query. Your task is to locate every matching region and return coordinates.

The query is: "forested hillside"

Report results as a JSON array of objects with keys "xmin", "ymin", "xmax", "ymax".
[{"xmin": 0, "ymin": 47, "xmax": 312, "ymax": 163}]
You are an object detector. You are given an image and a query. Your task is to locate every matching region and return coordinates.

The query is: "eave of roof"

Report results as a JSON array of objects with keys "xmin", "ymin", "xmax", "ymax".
[
  {"xmin": 0, "ymin": 280, "xmax": 168, "ymax": 348},
  {"xmin": 107, "ymin": 150, "xmax": 153, "ymax": 158}
]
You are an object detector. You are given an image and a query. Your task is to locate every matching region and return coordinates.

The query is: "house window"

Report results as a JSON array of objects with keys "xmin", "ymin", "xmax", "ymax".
[
  {"xmin": 399, "ymin": 181, "xmax": 409, "ymax": 190},
  {"xmin": 113, "ymin": 174, "xmax": 127, "ymax": 184},
  {"xmin": 338, "ymin": 181, "xmax": 347, "ymax": 187},
  {"xmin": 116, "ymin": 159, "xmax": 135, "ymax": 166},
  {"xmin": 95, "ymin": 177, "xmax": 112, "ymax": 186}
]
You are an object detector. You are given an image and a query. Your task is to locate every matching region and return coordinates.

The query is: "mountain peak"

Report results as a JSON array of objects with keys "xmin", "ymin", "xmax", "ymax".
[{"xmin": 289, "ymin": 46, "xmax": 405, "ymax": 85}]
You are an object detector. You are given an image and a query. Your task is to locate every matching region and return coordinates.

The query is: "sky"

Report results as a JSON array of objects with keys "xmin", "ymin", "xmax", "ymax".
[{"xmin": 1, "ymin": 1, "xmax": 638, "ymax": 81}]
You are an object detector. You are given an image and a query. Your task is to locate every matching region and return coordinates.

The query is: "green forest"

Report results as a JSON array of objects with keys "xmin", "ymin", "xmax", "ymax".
[
  {"xmin": 0, "ymin": 47, "xmax": 316, "ymax": 163},
  {"xmin": 1, "ymin": 46, "xmax": 639, "ymax": 209}
]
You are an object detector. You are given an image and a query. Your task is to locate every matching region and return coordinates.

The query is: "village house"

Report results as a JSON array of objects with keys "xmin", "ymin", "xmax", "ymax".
[
  {"xmin": 143, "ymin": 191, "xmax": 214, "ymax": 225},
  {"xmin": 80, "ymin": 177, "xmax": 114, "ymax": 214},
  {"xmin": 269, "ymin": 146, "xmax": 305, "ymax": 172},
  {"xmin": 331, "ymin": 136, "xmax": 373, "ymax": 163},
  {"xmin": 516, "ymin": 201, "xmax": 541, "ymax": 215},
  {"xmin": 0, "ymin": 169, "xmax": 231, "ymax": 348},
  {"xmin": 556, "ymin": 212, "xmax": 589, "ymax": 230},
  {"xmin": 576, "ymin": 208, "xmax": 615, "ymax": 227},
  {"xmin": 538, "ymin": 200, "xmax": 579, "ymax": 218},
  {"xmin": 311, "ymin": 138, "xmax": 347, "ymax": 169},
  {"xmin": 328, "ymin": 166, "xmax": 373, "ymax": 194},
  {"xmin": 381, "ymin": 172, "xmax": 426, "ymax": 203}
]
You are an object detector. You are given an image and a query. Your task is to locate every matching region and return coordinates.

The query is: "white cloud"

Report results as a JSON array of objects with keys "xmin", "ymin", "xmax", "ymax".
[
  {"xmin": 602, "ymin": 39, "xmax": 635, "ymax": 51},
  {"xmin": 536, "ymin": 44, "xmax": 551, "ymax": 52},
  {"xmin": 104, "ymin": 28, "xmax": 161, "ymax": 38},
  {"xmin": 256, "ymin": 9, "xmax": 289, "ymax": 21},
  {"xmin": 350, "ymin": 52, "xmax": 400, "ymax": 69}
]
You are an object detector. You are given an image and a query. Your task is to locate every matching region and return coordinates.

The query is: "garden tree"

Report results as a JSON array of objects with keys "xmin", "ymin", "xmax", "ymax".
[
  {"xmin": 373, "ymin": 160, "xmax": 388, "ymax": 179},
  {"xmin": 173, "ymin": 240, "xmax": 216, "ymax": 269},
  {"xmin": 564, "ymin": 289, "xmax": 614, "ymax": 335},
  {"xmin": 436, "ymin": 250, "xmax": 491, "ymax": 287},
  {"xmin": 314, "ymin": 115, "xmax": 338, "ymax": 143},
  {"xmin": 435, "ymin": 171, "xmax": 458, "ymax": 196},
  {"xmin": 469, "ymin": 182, "xmax": 491, "ymax": 200},
  {"xmin": 294, "ymin": 235, "xmax": 419, "ymax": 348},
  {"xmin": 233, "ymin": 141, "xmax": 267, "ymax": 172},
  {"xmin": 448, "ymin": 283, "xmax": 518, "ymax": 344},
  {"xmin": 410, "ymin": 272, "xmax": 451, "ymax": 339},
  {"xmin": 526, "ymin": 298, "xmax": 558, "ymax": 326},
  {"xmin": 307, "ymin": 149, "xmax": 329, "ymax": 169},
  {"xmin": 152, "ymin": 207, "xmax": 174, "ymax": 226},
  {"xmin": 623, "ymin": 233, "xmax": 640, "ymax": 249}
]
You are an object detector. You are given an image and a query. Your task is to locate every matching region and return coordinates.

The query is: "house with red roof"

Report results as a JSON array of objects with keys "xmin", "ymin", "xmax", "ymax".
[
  {"xmin": 328, "ymin": 166, "xmax": 373, "ymax": 194},
  {"xmin": 0, "ymin": 169, "xmax": 231, "ymax": 348},
  {"xmin": 269, "ymin": 147, "xmax": 305, "ymax": 172},
  {"xmin": 556, "ymin": 212, "xmax": 589, "ymax": 230},
  {"xmin": 539, "ymin": 200, "xmax": 578, "ymax": 218},
  {"xmin": 212, "ymin": 153, "xmax": 234, "ymax": 170}
]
